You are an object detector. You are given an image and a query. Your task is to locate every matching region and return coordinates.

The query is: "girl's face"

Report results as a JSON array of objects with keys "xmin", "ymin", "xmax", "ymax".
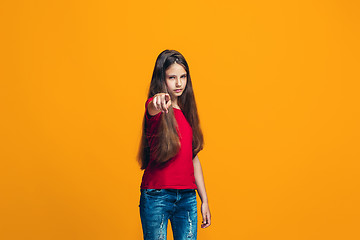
[{"xmin": 165, "ymin": 63, "xmax": 187, "ymax": 98}]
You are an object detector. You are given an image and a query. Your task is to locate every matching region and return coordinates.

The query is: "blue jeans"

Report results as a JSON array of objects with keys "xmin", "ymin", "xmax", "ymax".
[{"xmin": 139, "ymin": 189, "xmax": 198, "ymax": 240}]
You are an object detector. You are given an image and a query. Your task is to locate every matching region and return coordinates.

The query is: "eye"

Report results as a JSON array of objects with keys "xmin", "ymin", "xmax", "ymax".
[
  {"xmin": 169, "ymin": 76, "xmax": 175, "ymax": 79},
  {"xmin": 181, "ymin": 75, "xmax": 187, "ymax": 78}
]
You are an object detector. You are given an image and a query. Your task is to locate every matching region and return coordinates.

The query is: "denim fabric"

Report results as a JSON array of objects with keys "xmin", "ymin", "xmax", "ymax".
[{"xmin": 139, "ymin": 189, "xmax": 198, "ymax": 240}]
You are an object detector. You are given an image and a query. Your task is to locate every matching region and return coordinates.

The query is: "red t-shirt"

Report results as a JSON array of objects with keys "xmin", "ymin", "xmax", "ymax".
[{"xmin": 140, "ymin": 97, "xmax": 197, "ymax": 190}]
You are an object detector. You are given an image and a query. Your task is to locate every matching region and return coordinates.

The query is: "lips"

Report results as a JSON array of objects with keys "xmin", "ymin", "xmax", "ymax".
[{"xmin": 174, "ymin": 89, "xmax": 182, "ymax": 92}]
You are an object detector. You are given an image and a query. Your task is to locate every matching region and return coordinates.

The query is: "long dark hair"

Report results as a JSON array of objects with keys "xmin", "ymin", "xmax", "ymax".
[{"xmin": 137, "ymin": 50, "xmax": 204, "ymax": 170}]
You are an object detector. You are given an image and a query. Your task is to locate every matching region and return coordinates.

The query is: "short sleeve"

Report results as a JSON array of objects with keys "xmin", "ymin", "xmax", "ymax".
[{"xmin": 192, "ymin": 149, "xmax": 199, "ymax": 159}]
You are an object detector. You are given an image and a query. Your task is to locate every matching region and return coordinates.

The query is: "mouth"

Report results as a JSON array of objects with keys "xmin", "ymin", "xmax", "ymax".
[{"xmin": 174, "ymin": 89, "xmax": 182, "ymax": 93}]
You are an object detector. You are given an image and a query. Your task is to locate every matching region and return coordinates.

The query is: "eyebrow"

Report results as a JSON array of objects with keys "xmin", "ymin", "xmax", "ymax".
[{"xmin": 168, "ymin": 74, "xmax": 187, "ymax": 77}]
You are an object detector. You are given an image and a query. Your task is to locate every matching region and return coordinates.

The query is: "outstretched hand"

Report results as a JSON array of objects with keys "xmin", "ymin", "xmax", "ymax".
[
  {"xmin": 201, "ymin": 202, "xmax": 211, "ymax": 228},
  {"xmin": 152, "ymin": 93, "xmax": 172, "ymax": 113}
]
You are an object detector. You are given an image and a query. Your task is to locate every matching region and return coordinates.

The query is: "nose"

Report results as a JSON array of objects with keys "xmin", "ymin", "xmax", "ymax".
[{"xmin": 176, "ymin": 78, "xmax": 182, "ymax": 87}]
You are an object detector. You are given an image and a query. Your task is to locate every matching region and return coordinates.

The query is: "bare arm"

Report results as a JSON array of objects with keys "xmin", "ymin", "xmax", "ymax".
[{"xmin": 193, "ymin": 155, "xmax": 211, "ymax": 228}]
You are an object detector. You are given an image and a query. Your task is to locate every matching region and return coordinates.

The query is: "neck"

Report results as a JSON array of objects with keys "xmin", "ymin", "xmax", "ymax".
[{"xmin": 171, "ymin": 96, "xmax": 179, "ymax": 108}]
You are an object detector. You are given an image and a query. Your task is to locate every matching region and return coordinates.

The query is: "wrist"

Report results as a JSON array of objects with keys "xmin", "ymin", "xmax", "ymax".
[{"xmin": 201, "ymin": 199, "xmax": 208, "ymax": 204}]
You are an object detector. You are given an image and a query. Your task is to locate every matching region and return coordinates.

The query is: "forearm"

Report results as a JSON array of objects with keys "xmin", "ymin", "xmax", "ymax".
[
  {"xmin": 148, "ymin": 99, "xmax": 162, "ymax": 116},
  {"xmin": 193, "ymin": 155, "xmax": 208, "ymax": 203}
]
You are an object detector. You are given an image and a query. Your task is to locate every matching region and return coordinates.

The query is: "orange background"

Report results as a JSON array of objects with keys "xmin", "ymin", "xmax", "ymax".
[{"xmin": 1, "ymin": 0, "xmax": 359, "ymax": 239}]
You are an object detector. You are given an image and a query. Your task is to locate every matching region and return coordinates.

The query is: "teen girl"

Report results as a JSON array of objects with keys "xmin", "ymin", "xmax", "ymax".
[{"xmin": 138, "ymin": 50, "xmax": 211, "ymax": 240}]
